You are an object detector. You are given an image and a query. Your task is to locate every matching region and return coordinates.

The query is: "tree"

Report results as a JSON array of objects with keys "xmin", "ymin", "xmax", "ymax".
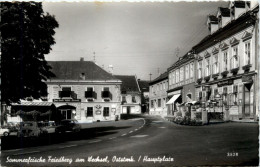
[{"xmin": 0, "ymin": 2, "xmax": 59, "ymax": 105}]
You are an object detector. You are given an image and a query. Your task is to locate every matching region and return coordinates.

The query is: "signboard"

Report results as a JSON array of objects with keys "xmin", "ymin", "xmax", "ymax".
[
  {"xmin": 53, "ymin": 99, "xmax": 81, "ymax": 102},
  {"xmin": 217, "ymin": 80, "xmax": 233, "ymax": 87},
  {"xmin": 242, "ymin": 75, "xmax": 253, "ymax": 83}
]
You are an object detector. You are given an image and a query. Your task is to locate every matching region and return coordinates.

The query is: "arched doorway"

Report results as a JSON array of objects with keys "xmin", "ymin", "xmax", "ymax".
[{"xmin": 57, "ymin": 105, "xmax": 76, "ymax": 120}]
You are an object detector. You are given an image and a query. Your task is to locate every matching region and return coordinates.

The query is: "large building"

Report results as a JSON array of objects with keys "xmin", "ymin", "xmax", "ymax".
[
  {"xmin": 192, "ymin": 1, "xmax": 259, "ymax": 121},
  {"xmin": 46, "ymin": 59, "xmax": 122, "ymax": 122},
  {"xmin": 167, "ymin": 53, "xmax": 196, "ymax": 116},
  {"xmin": 114, "ymin": 75, "xmax": 141, "ymax": 115},
  {"xmin": 149, "ymin": 72, "xmax": 168, "ymax": 116}
]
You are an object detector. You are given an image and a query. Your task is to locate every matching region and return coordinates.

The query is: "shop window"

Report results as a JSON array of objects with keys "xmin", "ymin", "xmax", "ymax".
[
  {"xmin": 158, "ymin": 99, "xmax": 161, "ymax": 107},
  {"xmin": 86, "ymin": 107, "xmax": 93, "ymax": 117},
  {"xmin": 103, "ymin": 107, "xmax": 109, "ymax": 116}
]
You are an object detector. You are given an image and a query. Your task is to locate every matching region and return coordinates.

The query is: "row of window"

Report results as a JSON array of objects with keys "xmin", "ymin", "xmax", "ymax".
[
  {"xmin": 169, "ymin": 62, "xmax": 194, "ymax": 86},
  {"xmin": 197, "ymin": 40, "xmax": 251, "ymax": 78},
  {"xmin": 150, "ymin": 98, "xmax": 166, "ymax": 108},
  {"xmin": 85, "ymin": 107, "xmax": 110, "ymax": 117},
  {"xmin": 122, "ymin": 96, "xmax": 138, "ymax": 103},
  {"xmin": 150, "ymin": 81, "xmax": 168, "ymax": 94}
]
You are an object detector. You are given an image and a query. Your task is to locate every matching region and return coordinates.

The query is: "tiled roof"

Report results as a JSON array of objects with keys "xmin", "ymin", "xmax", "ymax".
[
  {"xmin": 114, "ymin": 75, "xmax": 140, "ymax": 92},
  {"xmin": 138, "ymin": 80, "xmax": 149, "ymax": 92},
  {"xmin": 149, "ymin": 72, "xmax": 168, "ymax": 85},
  {"xmin": 48, "ymin": 61, "xmax": 119, "ymax": 81},
  {"xmin": 12, "ymin": 102, "xmax": 54, "ymax": 106}
]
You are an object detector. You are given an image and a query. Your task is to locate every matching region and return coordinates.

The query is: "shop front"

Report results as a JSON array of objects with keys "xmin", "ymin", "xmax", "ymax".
[{"xmin": 166, "ymin": 89, "xmax": 182, "ymax": 115}]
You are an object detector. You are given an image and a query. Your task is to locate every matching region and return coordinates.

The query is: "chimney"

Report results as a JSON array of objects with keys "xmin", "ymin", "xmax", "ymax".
[
  {"xmin": 80, "ymin": 57, "xmax": 84, "ymax": 62},
  {"xmin": 80, "ymin": 73, "xmax": 85, "ymax": 80},
  {"xmin": 108, "ymin": 65, "xmax": 113, "ymax": 75},
  {"xmin": 207, "ymin": 15, "xmax": 218, "ymax": 34}
]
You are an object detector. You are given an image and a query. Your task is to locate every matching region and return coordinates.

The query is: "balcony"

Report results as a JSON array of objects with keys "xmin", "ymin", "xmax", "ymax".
[
  {"xmin": 85, "ymin": 91, "xmax": 97, "ymax": 99},
  {"xmin": 231, "ymin": 67, "xmax": 239, "ymax": 75},
  {"xmin": 59, "ymin": 91, "xmax": 77, "ymax": 99},
  {"xmin": 102, "ymin": 91, "xmax": 112, "ymax": 100}
]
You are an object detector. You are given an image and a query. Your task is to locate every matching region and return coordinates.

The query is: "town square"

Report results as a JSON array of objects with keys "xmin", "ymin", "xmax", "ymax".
[{"xmin": 0, "ymin": 1, "xmax": 259, "ymax": 166}]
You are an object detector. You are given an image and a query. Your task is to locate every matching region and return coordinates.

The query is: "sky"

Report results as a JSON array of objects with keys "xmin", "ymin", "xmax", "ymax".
[{"xmin": 43, "ymin": 1, "xmax": 229, "ymax": 81}]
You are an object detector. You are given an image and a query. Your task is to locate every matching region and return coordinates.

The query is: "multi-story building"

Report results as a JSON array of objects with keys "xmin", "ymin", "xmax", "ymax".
[
  {"xmin": 192, "ymin": 1, "xmax": 259, "ymax": 121},
  {"xmin": 114, "ymin": 75, "xmax": 141, "ymax": 114},
  {"xmin": 149, "ymin": 72, "xmax": 168, "ymax": 116},
  {"xmin": 138, "ymin": 79, "xmax": 150, "ymax": 114},
  {"xmin": 46, "ymin": 59, "xmax": 122, "ymax": 122},
  {"xmin": 167, "ymin": 53, "xmax": 196, "ymax": 116}
]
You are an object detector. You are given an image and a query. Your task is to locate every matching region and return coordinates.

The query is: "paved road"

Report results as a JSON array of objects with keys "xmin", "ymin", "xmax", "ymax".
[{"xmin": 1, "ymin": 116, "xmax": 258, "ymax": 166}]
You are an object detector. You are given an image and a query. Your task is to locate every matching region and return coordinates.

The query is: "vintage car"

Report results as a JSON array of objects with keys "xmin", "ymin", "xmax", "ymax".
[
  {"xmin": 37, "ymin": 121, "xmax": 56, "ymax": 134},
  {"xmin": 17, "ymin": 121, "xmax": 44, "ymax": 138},
  {"xmin": 55, "ymin": 119, "xmax": 81, "ymax": 133},
  {"xmin": 0, "ymin": 126, "xmax": 10, "ymax": 136}
]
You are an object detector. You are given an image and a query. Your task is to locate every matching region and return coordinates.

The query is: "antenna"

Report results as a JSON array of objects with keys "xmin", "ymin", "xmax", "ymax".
[
  {"xmin": 174, "ymin": 47, "xmax": 180, "ymax": 58},
  {"xmin": 149, "ymin": 73, "xmax": 152, "ymax": 81},
  {"xmin": 93, "ymin": 52, "xmax": 96, "ymax": 63}
]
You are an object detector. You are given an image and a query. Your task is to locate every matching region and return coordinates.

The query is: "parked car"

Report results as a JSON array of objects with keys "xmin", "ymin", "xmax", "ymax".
[
  {"xmin": 56, "ymin": 119, "xmax": 81, "ymax": 133},
  {"xmin": 0, "ymin": 126, "xmax": 10, "ymax": 136},
  {"xmin": 37, "ymin": 121, "xmax": 57, "ymax": 134},
  {"xmin": 17, "ymin": 121, "xmax": 43, "ymax": 138}
]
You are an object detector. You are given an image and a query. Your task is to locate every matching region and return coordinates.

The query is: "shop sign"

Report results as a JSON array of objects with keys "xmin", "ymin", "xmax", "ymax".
[
  {"xmin": 217, "ymin": 80, "xmax": 233, "ymax": 87},
  {"xmin": 53, "ymin": 99, "xmax": 81, "ymax": 102},
  {"xmin": 242, "ymin": 75, "xmax": 253, "ymax": 83}
]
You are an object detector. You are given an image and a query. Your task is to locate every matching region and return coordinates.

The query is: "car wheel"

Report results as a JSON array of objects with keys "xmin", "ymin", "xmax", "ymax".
[{"xmin": 3, "ymin": 132, "xmax": 9, "ymax": 136}]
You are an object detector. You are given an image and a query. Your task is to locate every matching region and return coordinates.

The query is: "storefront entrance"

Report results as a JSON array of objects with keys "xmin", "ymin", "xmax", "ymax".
[
  {"xmin": 57, "ymin": 105, "xmax": 76, "ymax": 120},
  {"xmin": 244, "ymin": 83, "xmax": 252, "ymax": 118}
]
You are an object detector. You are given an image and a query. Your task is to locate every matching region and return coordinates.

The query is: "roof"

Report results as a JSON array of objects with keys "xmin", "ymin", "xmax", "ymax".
[
  {"xmin": 149, "ymin": 72, "xmax": 168, "ymax": 85},
  {"xmin": 168, "ymin": 52, "xmax": 195, "ymax": 71},
  {"xmin": 138, "ymin": 80, "xmax": 150, "ymax": 92},
  {"xmin": 48, "ymin": 61, "xmax": 119, "ymax": 81},
  {"xmin": 114, "ymin": 75, "xmax": 140, "ymax": 93},
  {"xmin": 12, "ymin": 102, "xmax": 54, "ymax": 107}
]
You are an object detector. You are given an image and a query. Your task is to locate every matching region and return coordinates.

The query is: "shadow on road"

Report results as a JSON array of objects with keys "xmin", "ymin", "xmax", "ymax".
[{"xmin": 1, "ymin": 126, "xmax": 131, "ymax": 150}]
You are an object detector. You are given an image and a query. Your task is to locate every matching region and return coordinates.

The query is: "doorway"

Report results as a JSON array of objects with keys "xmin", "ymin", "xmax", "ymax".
[
  {"xmin": 127, "ymin": 106, "xmax": 131, "ymax": 114},
  {"xmin": 61, "ymin": 110, "xmax": 72, "ymax": 120},
  {"xmin": 244, "ymin": 83, "xmax": 252, "ymax": 118}
]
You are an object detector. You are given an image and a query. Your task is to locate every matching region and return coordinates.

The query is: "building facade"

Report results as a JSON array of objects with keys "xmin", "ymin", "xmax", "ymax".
[
  {"xmin": 149, "ymin": 72, "xmax": 168, "ymax": 117},
  {"xmin": 167, "ymin": 54, "xmax": 196, "ymax": 116},
  {"xmin": 192, "ymin": 1, "xmax": 259, "ymax": 121},
  {"xmin": 138, "ymin": 80, "xmax": 150, "ymax": 114},
  {"xmin": 114, "ymin": 75, "xmax": 141, "ymax": 115},
  {"xmin": 46, "ymin": 60, "xmax": 122, "ymax": 122}
]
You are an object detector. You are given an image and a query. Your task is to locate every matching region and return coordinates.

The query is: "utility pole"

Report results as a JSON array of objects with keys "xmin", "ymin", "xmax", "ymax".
[{"xmin": 149, "ymin": 73, "xmax": 152, "ymax": 82}]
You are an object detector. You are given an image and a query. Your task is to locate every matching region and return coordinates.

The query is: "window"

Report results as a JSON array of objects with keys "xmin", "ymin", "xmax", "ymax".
[
  {"xmin": 102, "ymin": 87, "xmax": 110, "ymax": 99},
  {"xmin": 103, "ymin": 107, "xmax": 109, "ymax": 116},
  {"xmin": 163, "ymin": 82, "xmax": 166, "ymax": 89},
  {"xmin": 198, "ymin": 61, "xmax": 202, "ymax": 78},
  {"xmin": 186, "ymin": 64, "xmax": 189, "ymax": 79},
  {"xmin": 122, "ymin": 96, "xmax": 126, "ymax": 102},
  {"xmin": 163, "ymin": 98, "xmax": 166, "ymax": 107},
  {"xmin": 176, "ymin": 69, "xmax": 179, "ymax": 83},
  {"xmin": 132, "ymin": 96, "xmax": 136, "ymax": 103},
  {"xmin": 190, "ymin": 62, "xmax": 194, "ymax": 78},
  {"xmin": 151, "ymin": 100, "xmax": 154, "ymax": 108},
  {"xmin": 214, "ymin": 88, "xmax": 218, "ymax": 97},
  {"xmin": 233, "ymin": 85, "xmax": 238, "ymax": 105},
  {"xmin": 205, "ymin": 58, "xmax": 210, "ymax": 76},
  {"xmin": 223, "ymin": 51, "xmax": 228, "ymax": 71},
  {"xmin": 158, "ymin": 99, "xmax": 161, "ymax": 107},
  {"xmin": 86, "ymin": 107, "xmax": 93, "ymax": 117},
  {"xmin": 160, "ymin": 83, "xmax": 163, "ymax": 90},
  {"xmin": 169, "ymin": 74, "xmax": 172, "ymax": 85},
  {"xmin": 213, "ymin": 54, "xmax": 219, "ymax": 74},
  {"xmin": 172, "ymin": 71, "xmax": 175, "ymax": 84},
  {"xmin": 223, "ymin": 87, "xmax": 228, "ymax": 103},
  {"xmin": 231, "ymin": 46, "xmax": 239, "ymax": 69},
  {"xmin": 180, "ymin": 67, "xmax": 184, "ymax": 81},
  {"xmin": 245, "ymin": 41, "xmax": 251, "ymax": 65},
  {"xmin": 85, "ymin": 87, "xmax": 94, "ymax": 98}
]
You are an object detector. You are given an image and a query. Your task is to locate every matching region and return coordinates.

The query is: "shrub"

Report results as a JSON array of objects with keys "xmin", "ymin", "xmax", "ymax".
[
  {"xmin": 175, "ymin": 116, "xmax": 183, "ymax": 124},
  {"xmin": 195, "ymin": 112, "xmax": 202, "ymax": 120},
  {"xmin": 184, "ymin": 111, "xmax": 191, "ymax": 117}
]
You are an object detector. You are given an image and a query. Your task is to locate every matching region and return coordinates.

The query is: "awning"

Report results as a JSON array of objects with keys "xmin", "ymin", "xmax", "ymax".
[
  {"xmin": 186, "ymin": 101, "xmax": 200, "ymax": 105},
  {"xmin": 166, "ymin": 94, "xmax": 181, "ymax": 105}
]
